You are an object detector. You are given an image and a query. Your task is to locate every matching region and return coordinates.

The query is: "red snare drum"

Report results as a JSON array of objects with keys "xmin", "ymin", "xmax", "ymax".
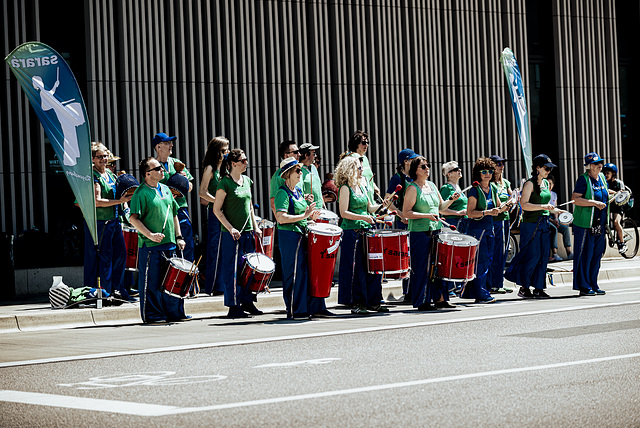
[
  {"xmin": 365, "ymin": 229, "xmax": 410, "ymax": 279},
  {"xmin": 240, "ymin": 253, "xmax": 275, "ymax": 293},
  {"xmin": 436, "ymin": 232, "xmax": 479, "ymax": 281},
  {"xmin": 162, "ymin": 257, "xmax": 199, "ymax": 298},
  {"xmin": 307, "ymin": 223, "xmax": 342, "ymax": 298},
  {"xmin": 122, "ymin": 226, "xmax": 139, "ymax": 271},
  {"xmin": 255, "ymin": 219, "xmax": 275, "ymax": 258},
  {"xmin": 315, "ymin": 209, "xmax": 339, "ymax": 226}
]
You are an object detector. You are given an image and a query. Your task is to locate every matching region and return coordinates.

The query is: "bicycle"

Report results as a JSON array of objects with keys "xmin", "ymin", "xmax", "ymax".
[{"xmin": 606, "ymin": 213, "xmax": 639, "ymax": 259}]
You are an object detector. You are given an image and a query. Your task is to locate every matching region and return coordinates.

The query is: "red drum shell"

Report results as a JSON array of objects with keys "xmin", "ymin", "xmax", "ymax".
[
  {"xmin": 122, "ymin": 226, "xmax": 139, "ymax": 271},
  {"xmin": 240, "ymin": 253, "xmax": 275, "ymax": 293},
  {"xmin": 365, "ymin": 229, "xmax": 410, "ymax": 279},
  {"xmin": 255, "ymin": 220, "xmax": 275, "ymax": 258},
  {"xmin": 436, "ymin": 233, "xmax": 479, "ymax": 281},
  {"xmin": 162, "ymin": 258, "xmax": 199, "ymax": 299},
  {"xmin": 307, "ymin": 223, "xmax": 343, "ymax": 298}
]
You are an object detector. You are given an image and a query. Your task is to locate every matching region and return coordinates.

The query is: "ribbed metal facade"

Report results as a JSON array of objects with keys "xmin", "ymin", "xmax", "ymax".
[{"xmin": 0, "ymin": 0, "xmax": 626, "ymax": 247}]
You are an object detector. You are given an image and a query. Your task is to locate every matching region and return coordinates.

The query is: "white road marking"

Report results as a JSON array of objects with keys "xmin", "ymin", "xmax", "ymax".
[
  {"xmin": 1, "ymin": 299, "xmax": 639, "ymax": 368},
  {"xmin": 253, "ymin": 358, "xmax": 340, "ymax": 368},
  {"xmin": 2, "ymin": 352, "xmax": 639, "ymax": 416}
]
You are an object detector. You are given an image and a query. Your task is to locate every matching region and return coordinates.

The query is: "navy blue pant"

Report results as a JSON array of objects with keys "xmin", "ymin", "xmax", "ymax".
[
  {"xmin": 204, "ymin": 205, "xmax": 224, "ymax": 294},
  {"xmin": 219, "ymin": 231, "xmax": 255, "ymax": 308},
  {"xmin": 279, "ymin": 230, "xmax": 309, "ymax": 316},
  {"xmin": 177, "ymin": 208, "xmax": 194, "ymax": 262},
  {"xmin": 461, "ymin": 224, "xmax": 494, "ymax": 301},
  {"xmin": 83, "ymin": 219, "xmax": 127, "ymax": 296},
  {"xmin": 409, "ymin": 231, "xmax": 448, "ymax": 307},
  {"xmin": 138, "ymin": 243, "xmax": 186, "ymax": 323},
  {"xmin": 395, "ymin": 220, "xmax": 411, "ymax": 295},
  {"xmin": 338, "ymin": 229, "xmax": 383, "ymax": 307},
  {"xmin": 488, "ymin": 218, "xmax": 510, "ymax": 289},
  {"xmin": 572, "ymin": 226, "xmax": 606, "ymax": 292},
  {"xmin": 505, "ymin": 218, "xmax": 550, "ymax": 290}
]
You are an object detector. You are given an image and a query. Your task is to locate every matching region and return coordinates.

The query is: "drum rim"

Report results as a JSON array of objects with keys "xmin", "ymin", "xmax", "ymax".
[
  {"xmin": 244, "ymin": 252, "xmax": 276, "ymax": 272},
  {"xmin": 366, "ymin": 229, "xmax": 410, "ymax": 237},
  {"xmin": 168, "ymin": 257, "xmax": 199, "ymax": 274},
  {"xmin": 437, "ymin": 233, "xmax": 479, "ymax": 246},
  {"xmin": 317, "ymin": 209, "xmax": 339, "ymax": 218},
  {"xmin": 308, "ymin": 224, "xmax": 343, "ymax": 236}
]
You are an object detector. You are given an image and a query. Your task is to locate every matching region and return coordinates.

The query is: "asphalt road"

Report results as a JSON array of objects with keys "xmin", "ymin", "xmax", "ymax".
[{"xmin": 1, "ymin": 281, "xmax": 640, "ymax": 427}]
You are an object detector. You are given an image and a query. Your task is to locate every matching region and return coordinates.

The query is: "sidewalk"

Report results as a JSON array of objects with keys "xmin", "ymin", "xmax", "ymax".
[{"xmin": 0, "ymin": 256, "xmax": 638, "ymax": 334}]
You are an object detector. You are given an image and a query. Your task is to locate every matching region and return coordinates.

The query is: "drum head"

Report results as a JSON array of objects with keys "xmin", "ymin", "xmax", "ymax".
[
  {"xmin": 245, "ymin": 253, "xmax": 276, "ymax": 273},
  {"xmin": 438, "ymin": 232, "xmax": 479, "ymax": 246},
  {"xmin": 122, "ymin": 225, "xmax": 137, "ymax": 233},
  {"xmin": 259, "ymin": 219, "xmax": 274, "ymax": 228},
  {"xmin": 558, "ymin": 212, "xmax": 573, "ymax": 225},
  {"xmin": 317, "ymin": 209, "xmax": 339, "ymax": 220},
  {"xmin": 169, "ymin": 257, "xmax": 198, "ymax": 274},
  {"xmin": 615, "ymin": 191, "xmax": 630, "ymax": 205},
  {"xmin": 308, "ymin": 223, "xmax": 343, "ymax": 236},
  {"xmin": 366, "ymin": 229, "xmax": 409, "ymax": 237}
]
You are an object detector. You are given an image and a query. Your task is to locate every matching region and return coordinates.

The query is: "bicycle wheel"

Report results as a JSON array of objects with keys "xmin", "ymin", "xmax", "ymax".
[
  {"xmin": 506, "ymin": 233, "xmax": 519, "ymax": 264},
  {"xmin": 621, "ymin": 218, "xmax": 639, "ymax": 259}
]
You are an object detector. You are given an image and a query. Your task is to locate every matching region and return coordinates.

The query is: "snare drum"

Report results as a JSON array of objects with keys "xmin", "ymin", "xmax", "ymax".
[
  {"xmin": 315, "ymin": 209, "xmax": 339, "ymax": 226},
  {"xmin": 162, "ymin": 257, "xmax": 199, "ymax": 298},
  {"xmin": 436, "ymin": 232, "xmax": 479, "ymax": 282},
  {"xmin": 615, "ymin": 190, "xmax": 631, "ymax": 206},
  {"xmin": 255, "ymin": 219, "xmax": 275, "ymax": 258},
  {"xmin": 240, "ymin": 253, "xmax": 275, "ymax": 293},
  {"xmin": 365, "ymin": 229, "xmax": 410, "ymax": 279},
  {"xmin": 558, "ymin": 212, "xmax": 573, "ymax": 225},
  {"xmin": 307, "ymin": 223, "xmax": 343, "ymax": 298},
  {"xmin": 122, "ymin": 225, "xmax": 139, "ymax": 271}
]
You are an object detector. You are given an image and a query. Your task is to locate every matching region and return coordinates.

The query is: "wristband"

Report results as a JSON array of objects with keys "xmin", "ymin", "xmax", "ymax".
[{"xmin": 176, "ymin": 235, "xmax": 184, "ymax": 240}]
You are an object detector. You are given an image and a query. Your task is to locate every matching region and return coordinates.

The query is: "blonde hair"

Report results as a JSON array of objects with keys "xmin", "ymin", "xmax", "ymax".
[
  {"xmin": 91, "ymin": 141, "xmax": 108, "ymax": 158},
  {"xmin": 334, "ymin": 156, "xmax": 361, "ymax": 188},
  {"xmin": 442, "ymin": 161, "xmax": 459, "ymax": 177}
]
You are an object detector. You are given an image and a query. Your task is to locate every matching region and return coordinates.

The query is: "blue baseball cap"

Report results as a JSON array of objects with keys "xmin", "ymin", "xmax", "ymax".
[
  {"xmin": 584, "ymin": 152, "xmax": 604, "ymax": 166},
  {"xmin": 152, "ymin": 132, "xmax": 177, "ymax": 147},
  {"xmin": 398, "ymin": 148, "xmax": 419, "ymax": 165}
]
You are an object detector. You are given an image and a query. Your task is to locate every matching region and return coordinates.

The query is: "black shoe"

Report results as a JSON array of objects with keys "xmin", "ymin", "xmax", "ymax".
[
  {"xmin": 579, "ymin": 288, "xmax": 596, "ymax": 296},
  {"xmin": 532, "ymin": 289, "xmax": 551, "ymax": 299},
  {"xmin": 417, "ymin": 303, "xmax": 437, "ymax": 311},
  {"xmin": 227, "ymin": 307, "xmax": 249, "ymax": 318},
  {"xmin": 367, "ymin": 304, "xmax": 389, "ymax": 313},
  {"xmin": 435, "ymin": 300, "xmax": 457, "ymax": 309},
  {"xmin": 313, "ymin": 310, "xmax": 336, "ymax": 317},
  {"xmin": 292, "ymin": 313, "xmax": 311, "ymax": 320},
  {"xmin": 241, "ymin": 303, "xmax": 264, "ymax": 315},
  {"xmin": 594, "ymin": 289, "xmax": 606, "ymax": 295},
  {"xmin": 518, "ymin": 287, "xmax": 534, "ymax": 299}
]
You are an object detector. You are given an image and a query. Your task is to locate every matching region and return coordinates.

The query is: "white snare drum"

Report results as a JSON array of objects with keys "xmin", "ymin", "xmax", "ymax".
[
  {"xmin": 316, "ymin": 209, "xmax": 339, "ymax": 226},
  {"xmin": 614, "ymin": 190, "xmax": 631, "ymax": 206},
  {"xmin": 558, "ymin": 212, "xmax": 573, "ymax": 226}
]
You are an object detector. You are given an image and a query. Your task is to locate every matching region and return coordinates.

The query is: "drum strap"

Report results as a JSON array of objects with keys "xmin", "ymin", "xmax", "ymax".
[{"xmin": 279, "ymin": 185, "xmax": 302, "ymax": 216}]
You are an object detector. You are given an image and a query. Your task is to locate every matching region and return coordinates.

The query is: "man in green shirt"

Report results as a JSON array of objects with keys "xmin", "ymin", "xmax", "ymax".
[
  {"xmin": 299, "ymin": 142, "xmax": 324, "ymax": 208},
  {"xmin": 269, "ymin": 140, "xmax": 302, "ymax": 216}
]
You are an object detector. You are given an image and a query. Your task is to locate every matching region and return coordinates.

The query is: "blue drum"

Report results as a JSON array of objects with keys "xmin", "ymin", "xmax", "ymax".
[
  {"xmin": 115, "ymin": 173, "xmax": 140, "ymax": 199},
  {"xmin": 166, "ymin": 173, "xmax": 190, "ymax": 198}
]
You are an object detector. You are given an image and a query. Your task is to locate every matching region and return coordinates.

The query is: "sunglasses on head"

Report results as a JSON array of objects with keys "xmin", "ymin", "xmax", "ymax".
[
  {"xmin": 148, "ymin": 165, "xmax": 164, "ymax": 173},
  {"xmin": 419, "ymin": 163, "xmax": 431, "ymax": 170},
  {"xmin": 480, "ymin": 169, "xmax": 494, "ymax": 175}
]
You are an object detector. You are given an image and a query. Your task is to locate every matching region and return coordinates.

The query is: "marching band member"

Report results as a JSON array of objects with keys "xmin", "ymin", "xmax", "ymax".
[
  {"xmin": 603, "ymin": 162, "xmax": 627, "ymax": 254},
  {"xmin": 572, "ymin": 152, "xmax": 609, "ymax": 296},
  {"xmin": 129, "ymin": 157, "xmax": 188, "ymax": 323},
  {"xmin": 488, "ymin": 155, "xmax": 514, "ymax": 294},
  {"xmin": 335, "ymin": 156, "xmax": 387, "ymax": 314},
  {"xmin": 461, "ymin": 158, "xmax": 504, "ymax": 303},
  {"xmin": 299, "ymin": 143, "xmax": 324, "ymax": 207},
  {"xmin": 403, "ymin": 156, "xmax": 459, "ymax": 311},
  {"xmin": 199, "ymin": 136, "xmax": 230, "ymax": 295},
  {"xmin": 84, "ymin": 142, "xmax": 131, "ymax": 299},
  {"xmin": 274, "ymin": 157, "xmax": 322, "ymax": 319},
  {"xmin": 153, "ymin": 132, "xmax": 195, "ymax": 261},
  {"xmin": 386, "ymin": 148, "xmax": 417, "ymax": 301},
  {"xmin": 439, "ymin": 160, "xmax": 468, "ymax": 297},
  {"xmin": 213, "ymin": 149, "xmax": 263, "ymax": 318},
  {"xmin": 505, "ymin": 154, "xmax": 561, "ymax": 299},
  {"xmin": 342, "ymin": 130, "xmax": 379, "ymax": 204},
  {"xmin": 270, "ymin": 140, "xmax": 303, "ymax": 217}
]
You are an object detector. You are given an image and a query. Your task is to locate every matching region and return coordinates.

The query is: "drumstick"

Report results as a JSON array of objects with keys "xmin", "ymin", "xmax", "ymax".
[
  {"xmin": 161, "ymin": 204, "xmax": 171, "ymax": 233},
  {"xmin": 376, "ymin": 185, "xmax": 402, "ymax": 215},
  {"xmin": 189, "ymin": 255, "xmax": 203, "ymax": 275},
  {"xmin": 438, "ymin": 217, "xmax": 457, "ymax": 231},
  {"xmin": 556, "ymin": 200, "xmax": 575, "ymax": 208}
]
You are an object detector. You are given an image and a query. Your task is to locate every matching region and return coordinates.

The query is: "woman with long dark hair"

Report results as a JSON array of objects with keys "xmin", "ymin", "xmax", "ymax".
[{"xmin": 199, "ymin": 136, "xmax": 230, "ymax": 295}]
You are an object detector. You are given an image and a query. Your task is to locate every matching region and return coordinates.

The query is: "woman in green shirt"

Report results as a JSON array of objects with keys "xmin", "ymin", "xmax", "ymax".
[
  {"xmin": 199, "ymin": 136, "xmax": 230, "ymax": 295},
  {"xmin": 275, "ymin": 157, "xmax": 321, "ymax": 319},
  {"xmin": 213, "ymin": 149, "xmax": 262, "ymax": 318}
]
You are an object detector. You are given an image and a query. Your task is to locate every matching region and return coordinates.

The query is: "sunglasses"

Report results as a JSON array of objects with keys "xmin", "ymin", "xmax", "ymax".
[
  {"xmin": 238, "ymin": 158, "xmax": 248, "ymax": 164},
  {"xmin": 360, "ymin": 140, "xmax": 370, "ymax": 146},
  {"xmin": 419, "ymin": 163, "xmax": 431, "ymax": 170},
  {"xmin": 543, "ymin": 166, "xmax": 553, "ymax": 172},
  {"xmin": 93, "ymin": 154, "xmax": 108, "ymax": 159},
  {"xmin": 495, "ymin": 162, "xmax": 504, "ymax": 166},
  {"xmin": 293, "ymin": 168, "xmax": 302, "ymax": 174},
  {"xmin": 480, "ymin": 169, "xmax": 494, "ymax": 175},
  {"xmin": 286, "ymin": 150, "xmax": 300, "ymax": 155},
  {"xmin": 148, "ymin": 165, "xmax": 164, "ymax": 173},
  {"xmin": 449, "ymin": 167, "xmax": 461, "ymax": 173}
]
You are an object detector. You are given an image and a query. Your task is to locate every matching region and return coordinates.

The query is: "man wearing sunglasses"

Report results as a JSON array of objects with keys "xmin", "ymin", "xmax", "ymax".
[
  {"xmin": 299, "ymin": 142, "xmax": 325, "ymax": 208},
  {"xmin": 153, "ymin": 132, "xmax": 195, "ymax": 263},
  {"xmin": 129, "ymin": 157, "xmax": 189, "ymax": 324},
  {"xmin": 269, "ymin": 140, "xmax": 303, "ymax": 216}
]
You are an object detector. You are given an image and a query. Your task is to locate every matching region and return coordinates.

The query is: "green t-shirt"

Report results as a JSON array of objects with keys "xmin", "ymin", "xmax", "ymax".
[
  {"xmin": 274, "ymin": 186, "xmax": 308, "ymax": 234},
  {"xmin": 301, "ymin": 164, "xmax": 323, "ymax": 206},
  {"xmin": 93, "ymin": 169, "xmax": 118, "ymax": 221},
  {"xmin": 159, "ymin": 156, "xmax": 193, "ymax": 209},
  {"xmin": 339, "ymin": 185, "xmax": 372, "ymax": 230},
  {"xmin": 408, "ymin": 181, "xmax": 442, "ymax": 232},
  {"xmin": 207, "ymin": 168, "xmax": 222, "ymax": 208},
  {"xmin": 130, "ymin": 183, "xmax": 179, "ymax": 248},
  {"xmin": 522, "ymin": 178, "xmax": 551, "ymax": 223},
  {"xmin": 439, "ymin": 183, "xmax": 468, "ymax": 219},
  {"xmin": 269, "ymin": 168, "xmax": 302, "ymax": 198},
  {"xmin": 219, "ymin": 175, "xmax": 254, "ymax": 232},
  {"xmin": 493, "ymin": 178, "xmax": 511, "ymax": 221},
  {"xmin": 349, "ymin": 153, "xmax": 375, "ymax": 203}
]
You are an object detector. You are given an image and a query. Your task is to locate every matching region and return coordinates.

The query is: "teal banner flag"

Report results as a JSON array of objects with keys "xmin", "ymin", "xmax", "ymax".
[
  {"xmin": 500, "ymin": 47, "xmax": 532, "ymax": 174},
  {"xmin": 5, "ymin": 42, "xmax": 97, "ymax": 244}
]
